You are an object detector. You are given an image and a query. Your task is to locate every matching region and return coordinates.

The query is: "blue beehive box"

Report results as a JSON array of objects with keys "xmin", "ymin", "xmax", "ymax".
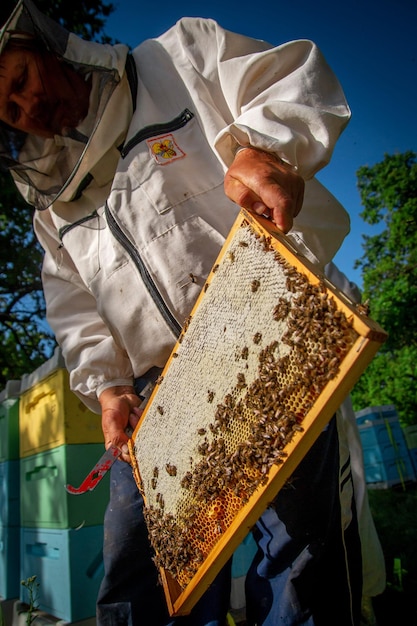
[
  {"xmin": 0, "ymin": 380, "xmax": 21, "ymax": 462},
  {"xmin": 360, "ymin": 420, "xmax": 411, "ymax": 464},
  {"xmin": 356, "ymin": 405, "xmax": 416, "ymax": 487},
  {"xmin": 355, "ymin": 404, "xmax": 399, "ymax": 426},
  {"xmin": 20, "ymin": 443, "xmax": 109, "ymax": 529},
  {"xmin": 363, "ymin": 456, "xmax": 415, "ymax": 486},
  {"xmin": 0, "ymin": 460, "xmax": 20, "ymax": 526},
  {"xmin": 0, "ymin": 525, "xmax": 20, "ymax": 599},
  {"xmin": 20, "ymin": 525, "xmax": 104, "ymax": 622}
]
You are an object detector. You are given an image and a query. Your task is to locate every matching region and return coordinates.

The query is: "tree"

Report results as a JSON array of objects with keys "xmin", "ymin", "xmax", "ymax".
[
  {"xmin": 0, "ymin": 0, "xmax": 114, "ymax": 387},
  {"xmin": 351, "ymin": 151, "xmax": 417, "ymax": 426}
]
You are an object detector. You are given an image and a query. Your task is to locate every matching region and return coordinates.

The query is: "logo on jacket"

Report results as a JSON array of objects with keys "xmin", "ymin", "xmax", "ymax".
[{"xmin": 147, "ymin": 134, "xmax": 186, "ymax": 165}]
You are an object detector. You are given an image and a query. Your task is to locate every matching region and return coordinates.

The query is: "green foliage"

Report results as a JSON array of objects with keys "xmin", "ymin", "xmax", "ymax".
[
  {"xmin": 0, "ymin": 0, "xmax": 114, "ymax": 388},
  {"xmin": 351, "ymin": 152, "xmax": 417, "ymax": 425},
  {"xmin": 29, "ymin": 0, "xmax": 115, "ymax": 43},
  {"xmin": 20, "ymin": 576, "xmax": 40, "ymax": 625},
  {"xmin": 0, "ymin": 182, "xmax": 56, "ymax": 384},
  {"xmin": 368, "ymin": 486, "xmax": 417, "ymax": 592},
  {"xmin": 369, "ymin": 485, "xmax": 417, "ymax": 625}
]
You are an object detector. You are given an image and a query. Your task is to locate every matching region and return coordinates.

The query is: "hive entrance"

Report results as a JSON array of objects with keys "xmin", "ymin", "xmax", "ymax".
[{"xmin": 130, "ymin": 210, "xmax": 387, "ymax": 615}]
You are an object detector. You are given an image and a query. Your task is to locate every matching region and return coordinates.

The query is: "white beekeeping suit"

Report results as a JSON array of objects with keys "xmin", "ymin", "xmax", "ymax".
[{"xmin": 325, "ymin": 262, "xmax": 386, "ymax": 604}]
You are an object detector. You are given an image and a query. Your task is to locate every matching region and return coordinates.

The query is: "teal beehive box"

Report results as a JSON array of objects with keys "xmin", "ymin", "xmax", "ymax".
[
  {"xmin": 403, "ymin": 425, "xmax": 417, "ymax": 474},
  {"xmin": 20, "ymin": 525, "xmax": 104, "ymax": 622},
  {"xmin": 0, "ymin": 525, "xmax": 20, "ymax": 599},
  {"xmin": 0, "ymin": 380, "xmax": 21, "ymax": 462},
  {"xmin": 356, "ymin": 405, "xmax": 416, "ymax": 487},
  {"xmin": 0, "ymin": 460, "xmax": 20, "ymax": 526},
  {"xmin": 355, "ymin": 404, "xmax": 398, "ymax": 426}
]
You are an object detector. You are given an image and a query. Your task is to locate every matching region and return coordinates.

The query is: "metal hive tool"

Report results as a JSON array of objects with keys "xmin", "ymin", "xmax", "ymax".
[{"xmin": 129, "ymin": 209, "xmax": 387, "ymax": 616}]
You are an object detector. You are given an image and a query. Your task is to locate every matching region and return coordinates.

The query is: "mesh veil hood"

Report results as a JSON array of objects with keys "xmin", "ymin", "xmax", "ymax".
[{"xmin": 0, "ymin": 0, "xmax": 129, "ymax": 209}]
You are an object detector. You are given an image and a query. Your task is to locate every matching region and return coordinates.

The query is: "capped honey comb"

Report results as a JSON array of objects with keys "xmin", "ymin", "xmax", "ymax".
[{"xmin": 129, "ymin": 209, "xmax": 387, "ymax": 616}]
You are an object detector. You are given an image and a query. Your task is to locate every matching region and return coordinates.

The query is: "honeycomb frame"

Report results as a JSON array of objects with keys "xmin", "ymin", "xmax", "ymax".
[{"xmin": 129, "ymin": 209, "xmax": 387, "ymax": 616}]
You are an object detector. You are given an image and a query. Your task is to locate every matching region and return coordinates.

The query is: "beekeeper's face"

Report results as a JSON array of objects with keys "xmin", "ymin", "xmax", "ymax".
[{"xmin": 0, "ymin": 42, "xmax": 91, "ymax": 138}]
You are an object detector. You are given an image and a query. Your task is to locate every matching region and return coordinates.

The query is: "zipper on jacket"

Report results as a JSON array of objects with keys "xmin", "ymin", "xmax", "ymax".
[
  {"xmin": 104, "ymin": 202, "xmax": 182, "ymax": 338},
  {"xmin": 58, "ymin": 210, "xmax": 99, "ymax": 245},
  {"xmin": 120, "ymin": 109, "xmax": 194, "ymax": 158}
]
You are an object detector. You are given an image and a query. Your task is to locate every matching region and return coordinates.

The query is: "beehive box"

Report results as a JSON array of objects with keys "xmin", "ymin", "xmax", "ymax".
[
  {"xmin": 19, "ymin": 349, "xmax": 103, "ymax": 457},
  {"xmin": 0, "ymin": 460, "xmax": 20, "ymax": 527},
  {"xmin": 129, "ymin": 209, "xmax": 387, "ymax": 616},
  {"xmin": 359, "ymin": 417, "xmax": 410, "ymax": 461},
  {"xmin": 363, "ymin": 456, "xmax": 415, "ymax": 487},
  {"xmin": 20, "ymin": 525, "xmax": 103, "ymax": 622},
  {"xmin": 403, "ymin": 425, "xmax": 417, "ymax": 473},
  {"xmin": 20, "ymin": 444, "xmax": 109, "ymax": 529},
  {"xmin": 359, "ymin": 418, "xmax": 416, "ymax": 486},
  {"xmin": 355, "ymin": 404, "xmax": 398, "ymax": 426},
  {"xmin": 0, "ymin": 380, "xmax": 21, "ymax": 462},
  {"xmin": 0, "ymin": 525, "xmax": 20, "ymax": 600}
]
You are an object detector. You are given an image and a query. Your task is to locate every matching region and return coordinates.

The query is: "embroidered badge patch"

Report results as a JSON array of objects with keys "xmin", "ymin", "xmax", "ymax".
[{"xmin": 147, "ymin": 133, "xmax": 186, "ymax": 165}]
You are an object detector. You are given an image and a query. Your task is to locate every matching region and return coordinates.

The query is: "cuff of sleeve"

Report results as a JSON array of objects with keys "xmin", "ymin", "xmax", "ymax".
[
  {"xmin": 96, "ymin": 378, "xmax": 135, "ymax": 399},
  {"xmin": 233, "ymin": 144, "xmax": 251, "ymax": 157}
]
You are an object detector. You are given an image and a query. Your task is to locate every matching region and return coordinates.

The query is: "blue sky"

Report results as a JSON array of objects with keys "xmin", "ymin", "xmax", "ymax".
[{"xmin": 105, "ymin": 0, "xmax": 416, "ymax": 288}]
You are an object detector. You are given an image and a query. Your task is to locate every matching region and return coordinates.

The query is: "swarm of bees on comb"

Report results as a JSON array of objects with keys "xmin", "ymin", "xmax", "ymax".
[{"xmin": 129, "ymin": 211, "xmax": 386, "ymax": 612}]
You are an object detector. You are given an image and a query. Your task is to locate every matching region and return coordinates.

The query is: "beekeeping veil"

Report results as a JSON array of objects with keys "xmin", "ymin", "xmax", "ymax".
[{"xmin": 0, "ymin": 0, "xmax": 129, "ymax": 209}]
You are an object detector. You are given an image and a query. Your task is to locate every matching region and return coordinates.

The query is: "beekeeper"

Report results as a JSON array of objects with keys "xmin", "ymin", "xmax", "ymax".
[{"xmin": 0, "ymin": 1, "xmax": 381, "ymax": 623}]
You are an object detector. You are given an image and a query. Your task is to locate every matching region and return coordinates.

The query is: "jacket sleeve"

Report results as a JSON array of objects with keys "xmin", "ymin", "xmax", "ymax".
[
  {"xmin": 34, "ymin": 210, "xmax": 134, "ymax": 414},
  {"xmin": 174, "ymin": 18, "xmax": 351, "ymax": 178}
]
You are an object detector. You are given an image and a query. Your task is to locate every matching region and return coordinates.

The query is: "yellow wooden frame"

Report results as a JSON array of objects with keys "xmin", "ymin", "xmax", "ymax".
[{"xmin": 129, "ymin": 209, "xmax": 387, "ymax": 616}]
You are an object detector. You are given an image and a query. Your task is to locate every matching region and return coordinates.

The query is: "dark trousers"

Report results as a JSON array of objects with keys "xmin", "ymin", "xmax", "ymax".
[
  {"xmin": 246, "ymin": 418, "xmax": 363, "ymax": 625},
  {"xmin": 96, "ymin": 460, "xmax": 232, "ymax": 625},
  {"xmin": 97, "ymin": 379, "xmax": 362, "ymax": 626}
]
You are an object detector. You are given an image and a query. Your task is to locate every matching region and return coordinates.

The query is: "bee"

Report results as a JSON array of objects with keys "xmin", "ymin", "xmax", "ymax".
[
  {"xmin": 356, "ymin": 301, "xmax": 370, "ymax": 316},
  {"xmin": 251, "ymin": 279, "xmax": 261, "ymax": 292},
  {"xmin": 157, "ymin": 405, "xmax": 164, "ymax": 415},
  {"xmin": 253, "ymin": 332, "xmax": 262, "ymax": 344},
  {"xmin": 236, "ymin": 372, "xmax": 247, "ymax": 390},
  {"xmin": 165, "ymin": 463, "xmax": 177, "ymax": 476},
  {"xmin": 183, "ymin": 315, "xmax": 192, "ymax": 331},
  {"xmin": 180, "ymin": 472, "xmax": 193, "ymax": 489},
  {"xmin": 273, "ymin": 298, "xmax": 290, "ymax": 321}
]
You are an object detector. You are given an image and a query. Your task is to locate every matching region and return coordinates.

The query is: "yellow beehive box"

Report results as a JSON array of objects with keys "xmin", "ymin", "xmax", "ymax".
[{"xmin": 19, "ymin": 349, "xmax": 103, "ymax": 458}]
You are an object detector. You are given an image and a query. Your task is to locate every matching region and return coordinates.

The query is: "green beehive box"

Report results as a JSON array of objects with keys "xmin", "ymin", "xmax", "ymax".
[
  {"xmin": 20, "ymin": 443, "xmax": 110, "ymax": 529},
  {"xmin": 0, "ymin": 381, "xmax": 21, "ymax": 462},
  {"xmin": 403, "ymin": 425, "xmax": 417, "ymax": 450}
]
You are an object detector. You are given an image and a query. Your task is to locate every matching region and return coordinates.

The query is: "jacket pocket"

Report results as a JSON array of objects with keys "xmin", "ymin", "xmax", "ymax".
[
  {"xmin": 57, "ymin": 209, "xmax": 105, "ymax": 286},
  {"xmin": 122, "ymin": 108, "xmax": 225, "ymax": 215}
]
